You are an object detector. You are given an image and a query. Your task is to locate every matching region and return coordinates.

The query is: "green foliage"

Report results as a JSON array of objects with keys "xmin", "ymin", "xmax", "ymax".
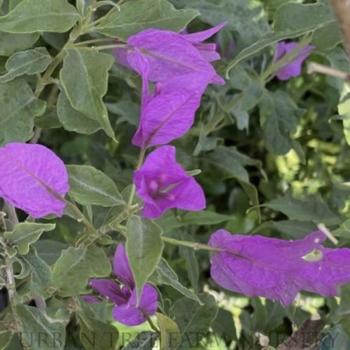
[
  {"xmin": 0, "ymin": 32, "xmax": 39, "ymax": 56},
  {"xmin": 0, "ymin": 0, "xmax": 79, "ymax": 33},
  {"xmin": 95, "ymin": 0, "xmax": 199, "ymax": 40},
  {"xmin": 67, "ymin": 165, "xmax": 123, "ymax": 207},
  {"xmin": 0, "ymin": 79, "xmax": 45, "ymax": 144},
  {"xmin": 52, "ymin": 246, "xmax": 111, "ymax": 297},
  {"xmin": 0, "ymin": 47, "xmax": 52, "ymax": 83},
  {"xmin": 172, "ymin": 293, "xmax": 218, "ymax": 347},
  {"xmin": 4, "ymin": 223, "xmax": 55, "ymax": 255},
  {"xmin": 15, "ymin": 304, "xmax": 69, "ymax": 350},
  {"xmin": 259, "ymin": 90, "xmax": 301, "ymax": 155},
  {"xmin": 157, "ymin": 312, "xmax": 182, "ymax": 350},
  {"xmin": 59, "ymin": 48, "xmax": 115, "ymax": 138},
  {"xmin": 126, "ymin": 216, "xmax": 164, "ymax": 297}
]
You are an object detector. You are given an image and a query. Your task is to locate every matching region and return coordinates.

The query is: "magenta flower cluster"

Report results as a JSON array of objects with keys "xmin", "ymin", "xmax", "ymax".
[
  {"xmin": 115, "ymin": 23, "xmax": 225, "ymax": 219},
  {"xmin": 86, "ymin": 245, "xmax": 158, "ymax": 326},
  {"xmin": 274, "ymin": 41, "xmax": 314, "ymax": 80}
]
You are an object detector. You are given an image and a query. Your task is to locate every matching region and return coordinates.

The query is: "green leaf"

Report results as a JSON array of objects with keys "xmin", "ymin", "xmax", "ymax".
[
  {"xmin": 0, "ymin": 32, "xmax": 38, "ymax": 56},
  {"xmin": 172, "ymin": 293, "xmax": 218, "ymax": 347},
  {"xmin": 211, "ymin": 308, "xmax": 236, "ymax": 344},
  {"xmin": 271, "ymin": 220, "xmax": 316, "ymax": 239},
  {"xmin": 338, "ymin": 91, "xmax": 350, "ymax": 146},
  {"xmin": 181, "ymin": 210, "xmax": 232, "ymax": 226},
  {"xmin": 225, "ymin": 2, "xmax": 335, "ymax": 75},
  {"xmin": 259, "ymin": 90, "xmax": 301, "ymax": 155},
  {"xmin": 35, "ymin": 108, "xmax": 61, "ymax": 130},
  {"xmin": 123, "ymin": 332, "xmax": 157, "ymax": 350},
  {"xmin": 265, "ymin": 194, "xmax": 340, "ymax": 226},
  {"xmin": 52, "ymin": 245, "xmax": 111, "ymax": 297},
  {"xmin": 95, "ymin": 0, "xmax": 198, "ymax": 40},
  {"xmin": 4, "ymin": 223, "xmax": 55, "ymax": 255},
  {"xmin": 57, "ymin": 90, "xmax": 100, "ymax": 134},
  {"xmin": 0, "ymin": 47, "xmax": 52, "ymax": 83},
  {"xmin": 320, "ymin": 325, "xmax": 350, "ymax": 350},
  {"xmin": 0, "ymin": 79, "xmax": 46, "ymax": 145},
  {"xmin": 206, "ymin": 146, "xmax": 261, "ymax": 218},
  {"xmin": 177, "ymin": 0, "xmax": 269, "ymax": 49},
  {"xmin": 0, "ymin": 330, "xmax": 12, "ymax": 350},
  {"xmin": 67, "ymin": 165, "xmax": 124, "ymax": 207},
  {"xmin": 334, "ymin": 219, "xmax": 350, "ymax": 238},
  {"xmin": 156, "ymin": 210, "xmax": 232, "ymax": 234},
  {"xmin": 8, "ymin": 0, "xmax": 23, "ymax": 10},
  {"xmin": 126, "ymin": 216, "xmax": 164, "ymax": 298},
  {"xmin": 274, "ymin": 2, "xmax": 333, "ymax": 34},
  {"xmin": 157, "ymin": 313, "xmax": 181, "ymax": 350},
  {"xmin": 312, "ymin": 22, "xmax": 341, "ymax": 51},
  {"xmin": 78, "ymin": 316, "xmax": 118, "ymax": 350},
  {"xmin": 60, "ymin": 48, "xmax": 115, "ymax": 139},
  {"xmin": 34, "ymin": 239, "xmax": 68, "ymax": 265},
  {"xmin": 179, "ymin": 233, "xmax": 199, "ymax": 293},
  {"xmin": 16, "ymin": 304, "xmax": 69, "ymax": 350},
  {"xmin": 151, "ymin": 258, "xmax": 201, "ymax": 304},
  {"xmin": 20, "ymin": 251, "xmax": 52, "ymax": 300},
  {"xmin": 0, "ymin": 0, "xmax": 79, "ymax": 33}
]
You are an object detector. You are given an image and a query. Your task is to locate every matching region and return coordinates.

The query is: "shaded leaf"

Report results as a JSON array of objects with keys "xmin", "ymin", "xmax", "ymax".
[
  {"xmin": 60, "ymin": 48, "xmax": 115, "ymax": 139},
  {"xmin": 123, "ymin": 332, "xmax": 157, "ymax": 350},
  {"xmin": 0, "ymin": 0, "xmax": 79, "ymax": 33},
  {"xmin": 16, "ymin": 304, "xmax": 69, "ymax": 350},
  {"xmin": 172, "ymin": 293, "xmax": 218, "ymax": 347},
  {"xmin": 206, "ymin": 146, "xmax": 260, "ymax": 218},
  {"xmin": 0, "ymin": 32, "xmax": 38, "ymax": 56},
  {"xmin": 211, "ymin": 308, "xmax": 236, "ymax": 344},
  {"xmin": 4, "ymin": 223, "xmax": 55, "ymax": 255},
  {"xmin": 0, "ymin": 47, "xmax": 51, "ymax": 83},
  {"xmin": 34, "ymin": 239, "xmax": 68, "ymax": 266},
  {"xmin": 157, "ymin": 313, "xmax": 181, "ymax": 350},
  {"xmin": 177, "ymin": 0, "xmax": 269, "ymax": 49},
  {"xmin": 226, "ymin": 2, "xmax": 335, "ymax": 74},
  {"xmin": 0, "ymin": 80, "xmax": 46, "ymax": 144},
  {"xmin": 52, "ymin": 246, "xmax": 111, "ymax": 297},
  {"xmin": 259, "ymin": 90, "xmax": 301, "ymax": 155},
  {"xmin": 95, "ymin": 0, "xmax": 198, "ymax": 40},
  {"xmin": 265, "ymin": 194, "xmax": 340, "ymax": 226},
  {"xmin": 78, "ymin": 316, "xmax": 118, "ymax": 350},
  {"xmin": 151, "ymin": 258, "xmax": 201, "ymax": 304},
  {"xmin": 57, "ymin": 90, "xmax": 100, "ymax": 135},
  {"xmin": 20, "ymin": 251, "xmax": 52, "ymax": 300}
]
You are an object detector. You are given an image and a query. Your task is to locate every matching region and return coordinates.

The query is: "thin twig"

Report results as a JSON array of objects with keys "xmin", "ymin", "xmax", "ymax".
[{"xmin": 307, "ymin": 62, "xmax": 350, "ymax": 81}]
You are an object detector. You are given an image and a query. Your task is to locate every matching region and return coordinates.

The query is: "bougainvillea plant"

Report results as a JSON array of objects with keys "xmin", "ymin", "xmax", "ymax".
[{"xmin": 1, "ymin": 0, "xmax": 350, "ymax": 349}]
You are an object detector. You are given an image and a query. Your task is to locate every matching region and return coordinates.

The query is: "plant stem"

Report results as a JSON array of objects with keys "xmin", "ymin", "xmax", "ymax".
[
  {"xmin": 307, "ymin": 62, "xmax": 350, "ymax": 81},
  {"xmin": 147, "ymin": 316, "xmax": 161, "ymax": 335},
  {"xmin": 127, "ymin": 148, "xmax": 146, "ymax": 209},
  {"xmin": 31, "ymin": 26, "xmax": 84, "ymax": 143},
  {"xmin": 162, "ymin": 236, "xmax": 222, "ymax": 252},
  {"xmin": 75, "ymin": 38, "xmax": 118, "ymax": 46},
  {"xmin": 95, "ymin": 44, "xmax": 127, "ymax": 51}
]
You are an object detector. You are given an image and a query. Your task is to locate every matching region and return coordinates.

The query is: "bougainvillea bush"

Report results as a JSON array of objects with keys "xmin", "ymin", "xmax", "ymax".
[{"xmin": 1, "ymin": 0, "xmax": 350, "ymax": 349}]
